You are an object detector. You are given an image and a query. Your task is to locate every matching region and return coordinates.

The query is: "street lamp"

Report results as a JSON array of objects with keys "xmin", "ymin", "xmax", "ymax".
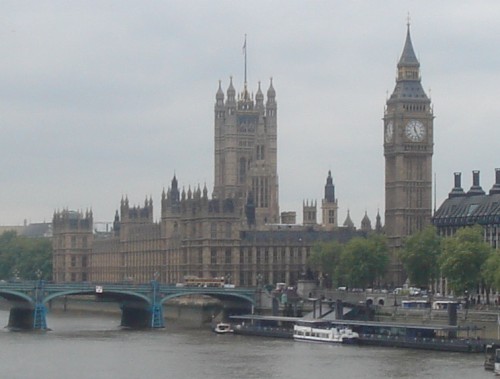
[
  {"xmin": 12, "ymin": 268, "xmax": 20, "ymax": 281},
  {"xmin": 34, "ymin": 268, "xmax": 44, "ymax": 308},
  {"xmin": 256, "ymin": 273, "xmax": 262, "ymax": 288}
]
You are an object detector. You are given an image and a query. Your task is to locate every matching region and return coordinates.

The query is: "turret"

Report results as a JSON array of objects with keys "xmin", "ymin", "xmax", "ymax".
[
  {"xmin": 113, "ymin": 210, "xmax": 120, "ymax": 236},
  {"xmin": 324, "ymin": 170, "xmax": 335, "ymax": 202},
  {"xmin": 303, "ymin": 200, "xmax": 317, "ymax": 226},
  {"xmin": 343, "ymin": 210, "xmax": 355, "ymax": 230},
  {"xmin": 361, "ymin": 212, "xmax": 372, "ymax": 232},
  {"xmin": 321, "ymin": 170, "xmax": 338, "ymax": 230},
  {"xmin": 215, "ymin": 80, "xmax": 224, "ymax": 107},
  {"xmin": 226, "ymin": 76, "xmax": 236, "ymax": 104},
  {"xmin": 52, "ymin": 209, "xmax": 93, "ymax": 283},
  {"xmin": 375, "ymin": 210, "xmax": 383, "ymax": 233},
  {"xmin": 266, "ymin": 78, "xmax": 276, "ymax": 106},
  {"xmin": 255, "ymin": 81, "xmax": 264, "ymax": 109}
]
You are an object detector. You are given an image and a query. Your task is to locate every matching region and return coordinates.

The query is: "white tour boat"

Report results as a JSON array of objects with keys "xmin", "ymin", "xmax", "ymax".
[
  {"xmin": 293, "ymin": 320, "xmax": 359, "ymax": 344},
  {"xmin": 213, "ymin": 322, "xmax": 234, "ymax": 334}
]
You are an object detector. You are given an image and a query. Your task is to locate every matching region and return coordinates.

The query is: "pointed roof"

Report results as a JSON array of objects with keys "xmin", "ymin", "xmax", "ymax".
[
  {"xmin": 216, "ymin": 80, "xmax": 224, "ymax": 100},
  {"xmin": 398, "ymin": 24, "xmax": 419, "ymax": 68},
  {"xmin": 227, "ymin": 76, "xmax": 236, "ymax": 100},
  {"xmin": 267, "ymin": 77, "xmax": 276, "ymax": 98},
  {"xmin": 343, "ymin": 210, "xmax": 354, "ymax": 229},
  {"xmin": 326, "ymin": 170, "xmax": 333, "ymax": 185},
  {"xmin": 256, "ymin": 81, "xmax": 264, "ymax": 101},
  {"xmin": 375, "ymin": 210, "xmax": 383, "ymax": 232},
  {"xmin": 324, "ymin": 170, "xmax": 335, "ymax": 202},
  {"xmin": 387, "ymin": 22, "xmax": 429, "ymax": 103},
  {"xmin": 361, "ymin": 211, "xmax": 372, "ymax": 231}
]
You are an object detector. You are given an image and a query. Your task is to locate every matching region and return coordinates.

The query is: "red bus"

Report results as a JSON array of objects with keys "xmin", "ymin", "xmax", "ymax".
[{"xmin": 183, "ymin": 276, "xmax": 225, "ymax": 288}]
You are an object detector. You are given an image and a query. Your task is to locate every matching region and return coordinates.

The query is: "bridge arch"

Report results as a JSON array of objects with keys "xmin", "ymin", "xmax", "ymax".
[
  {"xmin": 0, "ymin": 289, "xmax": 35, "ymax": 305},
  {"xmin": 160, "ymin": 291, "xmax": 255, "ymax": 306},
  {"xmin": 44, "ymin": 290, "xmax": 152, "ymax": 305},
  {"xmin": 44, "ymin": 289, "xmax": 156, "ymax": 329}
]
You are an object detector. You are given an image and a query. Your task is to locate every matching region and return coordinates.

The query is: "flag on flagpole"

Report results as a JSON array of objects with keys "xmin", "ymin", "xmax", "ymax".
[{"xmin": 242, "ymin": 35, "xmax": 246, "ymax": 55}]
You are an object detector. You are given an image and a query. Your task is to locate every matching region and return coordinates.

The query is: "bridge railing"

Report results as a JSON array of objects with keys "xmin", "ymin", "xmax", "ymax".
[{"xmin": 0, "ymin": 281, "xmax": 257, "ymax": 295}]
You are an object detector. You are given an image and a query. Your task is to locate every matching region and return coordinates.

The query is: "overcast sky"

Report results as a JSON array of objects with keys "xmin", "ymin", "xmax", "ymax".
[{"xmin": 1, "ymin": 1, "xmax": 499, "ymax": 228}]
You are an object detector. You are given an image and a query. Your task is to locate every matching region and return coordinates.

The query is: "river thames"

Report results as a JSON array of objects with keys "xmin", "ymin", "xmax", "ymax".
[{"xmin": 0, "ymin": 309, "xmax": 490, "ymax": 379}]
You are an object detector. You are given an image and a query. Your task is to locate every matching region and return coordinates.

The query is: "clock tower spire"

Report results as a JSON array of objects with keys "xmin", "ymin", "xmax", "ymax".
[{"xmin": 384, "ymin": 22, "xmax": 434, "ymax": 284}]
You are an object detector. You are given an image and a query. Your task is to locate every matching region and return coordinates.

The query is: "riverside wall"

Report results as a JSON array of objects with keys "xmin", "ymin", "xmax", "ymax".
[{"xmin": 0, "ymin": 296, "xmax": 223, "ymax": 327}]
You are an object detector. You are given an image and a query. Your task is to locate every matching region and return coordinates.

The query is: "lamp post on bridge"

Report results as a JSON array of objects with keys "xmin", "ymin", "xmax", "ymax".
[
  {"xmin": 150, "ymin": 271, "xmax": 164, "ymax": 328},
  {"xmin": 33, "ymin": 269, "xmax": 47, "ymax": 330},
  {"xmin": 152, "ymin": 271, "xmax": 159, "ymax": 302},
  {"xmin": 12, "ymin": 268, "xmax": 19, "ymax": 282},
  {"xmin": 253, "ymin": 273, "xmax": 263, "ymax": 314}
]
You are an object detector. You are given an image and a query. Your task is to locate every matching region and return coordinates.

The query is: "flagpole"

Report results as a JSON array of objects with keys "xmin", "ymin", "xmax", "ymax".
[{"xmin": 243, "ymin": 34, "xmax": 247, "ymax": 87}]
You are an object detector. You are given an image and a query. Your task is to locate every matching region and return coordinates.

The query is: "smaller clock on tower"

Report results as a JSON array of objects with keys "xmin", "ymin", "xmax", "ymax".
[{"xmin": 385, "ymin": 121, "xmax": 394, "ymax": 143}]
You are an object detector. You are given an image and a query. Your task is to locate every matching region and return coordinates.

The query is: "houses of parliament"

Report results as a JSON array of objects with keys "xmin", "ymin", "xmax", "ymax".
[{"xmin": 53, "ymin": 25, "xmax": 499, "ymax": 287}]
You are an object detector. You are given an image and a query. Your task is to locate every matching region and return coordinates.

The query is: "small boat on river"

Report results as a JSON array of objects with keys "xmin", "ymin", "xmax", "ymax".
[
  {"xmin": 213, "ymin": 322, "xmax": 234, "ymax": 334},
  {"xmin": 293, "ymin": 320, "xmax": 359, "ymax": 344},
  {"xmin": 484, "ymin": 343, "xmax": 499, "ymax": 371},
  {"xmin": 494, "ymin": 347, "xmax": 500, "ymax": 375}
]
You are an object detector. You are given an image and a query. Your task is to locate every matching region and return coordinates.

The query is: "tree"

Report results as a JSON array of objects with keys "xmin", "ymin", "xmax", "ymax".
[
  {"xmin": 0, "ymin": 231, "xmax": 52, "ymax": 280},
  {"xmin": 339, "ymin": 234, "xmax": 389, "ymax": 289},
  {"xmin": 439, "ymin": 225, "xmax": 492, "ymax": 295},
  {"xmin": 307, "ymin": 240, "xmax": 343, "ymax": 287},
  {"xmin": 400, "ymin": 226, "xmax": 442, "ymax": 289},
  {"xmin": 482, "ymin": 249, "xmax": 500, "ymax": 293}
]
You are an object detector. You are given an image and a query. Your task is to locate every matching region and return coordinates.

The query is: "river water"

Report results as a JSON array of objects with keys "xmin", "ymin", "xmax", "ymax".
[{"xmin": 0, "ymin": 309, "xmax": 491, "ymax": 379}]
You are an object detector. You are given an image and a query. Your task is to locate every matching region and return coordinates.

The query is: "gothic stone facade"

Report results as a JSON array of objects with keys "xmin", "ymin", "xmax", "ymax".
[{"xmin": 52, "ymin": 175, "xmax": 362, "ymax": 285}]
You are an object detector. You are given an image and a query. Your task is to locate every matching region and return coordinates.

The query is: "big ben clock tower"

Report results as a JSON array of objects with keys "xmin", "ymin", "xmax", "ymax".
[{"xmin": 384, "ymin": 22, "xmax": 434, "ymax": 284}]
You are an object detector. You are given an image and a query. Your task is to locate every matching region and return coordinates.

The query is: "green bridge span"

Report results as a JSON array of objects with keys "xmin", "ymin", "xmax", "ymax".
[{"xmin": 0, "ymin": 281, "xmax": 256, "ymax": 330}]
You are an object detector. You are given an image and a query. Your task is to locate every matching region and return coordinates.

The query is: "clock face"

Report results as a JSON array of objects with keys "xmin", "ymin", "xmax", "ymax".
[
  {"xmin": 385, "ymin": 121, "xmax": 394, "ymax": 143},
  {"xmin": 405, "ymin": 120, "xmax": 425, "ymax": 142}
]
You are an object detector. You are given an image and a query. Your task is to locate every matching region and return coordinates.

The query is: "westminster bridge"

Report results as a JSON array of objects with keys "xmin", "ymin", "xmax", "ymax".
[{"xmin": 0, "ymin": 280, "xmax": 256, "ymax": 330}]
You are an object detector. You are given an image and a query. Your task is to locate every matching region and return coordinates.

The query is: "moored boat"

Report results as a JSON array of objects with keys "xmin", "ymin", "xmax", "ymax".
[
  {"xmin": 484, "ymin": 343, "xmax": 499, "ymax": 371},
  {"xmin": 228, "ymin": 314, "xmax": 487, "ymax": 353},
  {"xmin": 213, "ymin": 322, "xmax": 234, "ymax": 334},
  {"xmin": 230, "ymin": 314, "xmax": 299, "ymax": 339},
  {"xmin": 293, "ymin": 320, "xmax": 359, "ymax": 344},
  {"xmin": 495, "ymin": 348, "xmax": 500, "ymax": 375}
]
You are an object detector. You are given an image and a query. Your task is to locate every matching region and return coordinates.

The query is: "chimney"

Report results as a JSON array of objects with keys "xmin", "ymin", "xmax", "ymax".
[
  {"xmin": 490, "ymin": 168, "xmax": 500, "ymax": 195},
  {"xmin": 448, "ymin": 172, "xmax": 465, "ymax": 199},
  {"xmin": 467, "ymin": 170, "xmax": 486, "ymax": 196}
]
